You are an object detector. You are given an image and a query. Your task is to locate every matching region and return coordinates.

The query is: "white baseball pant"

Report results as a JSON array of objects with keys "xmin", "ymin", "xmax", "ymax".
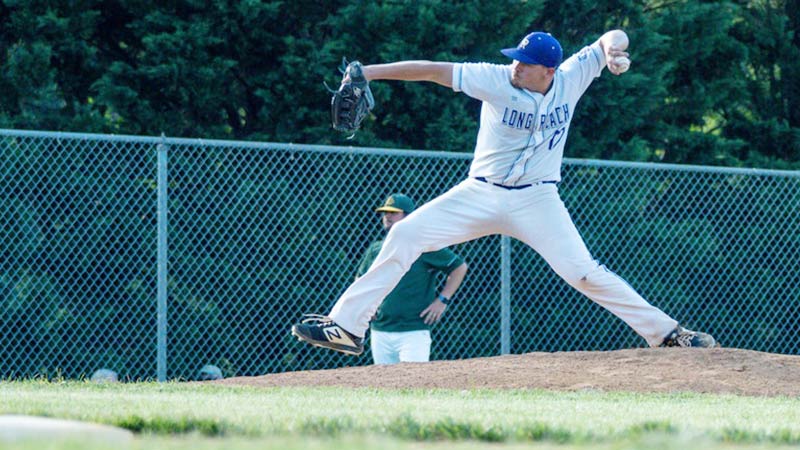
[
  {"xmin": 370, "ymin": 329, "xmax": 432, "ymax": 364},
  {"xmin": 330, "ymin": 178, "xmax": 677, "ymax": 347}
]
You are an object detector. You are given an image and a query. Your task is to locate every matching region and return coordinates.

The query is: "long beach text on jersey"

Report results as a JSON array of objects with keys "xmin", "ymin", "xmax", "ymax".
[
  {"xmin": 500, "ymin": 104, "xmax": 570, "ymax": 132},
  {"xmin": 452, "ymin": 42, "xmax": 604, "ymax": 183}
]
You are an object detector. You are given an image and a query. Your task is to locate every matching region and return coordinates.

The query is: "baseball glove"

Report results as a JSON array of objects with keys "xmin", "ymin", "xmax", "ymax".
[{"xmin": 327, "ymin": 58, "xmax": 374, "ymax": 137}]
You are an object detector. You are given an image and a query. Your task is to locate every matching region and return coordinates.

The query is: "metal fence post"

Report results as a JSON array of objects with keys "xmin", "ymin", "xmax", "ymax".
[
  {"xmin": 500, "ymin": 235, "xmax": 511, "ymax": 354},
  {"xmin": 156, "ymin": 136, "xmax": 169, "ymax": 381}
]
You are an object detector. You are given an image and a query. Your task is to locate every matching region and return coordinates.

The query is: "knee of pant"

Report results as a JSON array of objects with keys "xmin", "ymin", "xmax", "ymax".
[
  {"xmin": 572, "ymin": 264, "xmax": 615, "ymax": 289},
  {"xmin": 380, "ymin": 222, "xmax": 424, "ymax": 266},
  {"xmin": 384, "ymin": 220, "xmax": 426, "ymax": 256},
  {"xmin": 560, "ymin": 262, "xmax": 606, "ymax": 288}
]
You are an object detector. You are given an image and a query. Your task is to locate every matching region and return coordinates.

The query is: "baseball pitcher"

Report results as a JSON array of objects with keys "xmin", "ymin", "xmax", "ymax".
[{"xmin": 293, "ymin": 29, "xmax": 718, "ymax": 355}]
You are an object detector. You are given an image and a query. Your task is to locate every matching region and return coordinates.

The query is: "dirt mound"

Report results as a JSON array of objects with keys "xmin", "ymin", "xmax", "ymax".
[{"xmin": 217, "ymin": 348, "xmax": 800, "ymax": 397}]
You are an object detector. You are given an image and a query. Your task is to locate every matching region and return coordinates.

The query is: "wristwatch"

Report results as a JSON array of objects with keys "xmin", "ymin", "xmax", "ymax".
[{"xmin": 438, "ymin": 294, "xmax": 451, "ymax": 305}]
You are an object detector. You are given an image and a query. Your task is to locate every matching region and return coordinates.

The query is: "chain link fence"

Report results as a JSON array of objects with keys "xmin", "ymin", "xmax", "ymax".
[{"xmin": 2, "ymin": 129, "xmax": 798, "ymax": 381}]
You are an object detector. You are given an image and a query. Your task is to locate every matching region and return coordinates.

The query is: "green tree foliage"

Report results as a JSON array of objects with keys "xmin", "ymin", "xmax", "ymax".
[
  {"xmin": 311, "ymin": 0, "xmax": 546, "ymax": 150},
  {"xmin": 0, "ymin": 0, "xmax": 106, "ymax": 131},
  {"xmin": 2, "ymin": 0, "xmax": 797, "ymax": 167},
  {"xmin": 726, "ymin": 0, "xmax": 800, "ymax": 168}
]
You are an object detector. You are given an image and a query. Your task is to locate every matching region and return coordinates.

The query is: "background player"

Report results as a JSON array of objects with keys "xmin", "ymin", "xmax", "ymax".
[
  {"xmin": 292, "ymin": 29, "xmax": 718, "ymax": 355},
  {"xmin": 358, "ymin": 193, "xmax": 468, "ymax": 364}
]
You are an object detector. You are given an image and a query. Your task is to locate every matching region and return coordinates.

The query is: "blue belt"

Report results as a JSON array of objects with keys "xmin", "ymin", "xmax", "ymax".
[{"xmin": 474, "ymin": 177, "xmax": 557, "ymax": 190}]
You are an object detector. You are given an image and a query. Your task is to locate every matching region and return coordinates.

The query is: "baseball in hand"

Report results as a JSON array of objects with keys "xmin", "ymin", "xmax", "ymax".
[{"xmin": 613, "ymin": 56, "xmax": 631, "ymax": 73}]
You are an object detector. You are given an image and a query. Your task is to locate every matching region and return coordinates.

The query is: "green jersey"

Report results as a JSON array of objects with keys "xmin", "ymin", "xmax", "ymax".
[{"xmin": 357, "ymin": 239, "xmax": 464, "ymax": 332}]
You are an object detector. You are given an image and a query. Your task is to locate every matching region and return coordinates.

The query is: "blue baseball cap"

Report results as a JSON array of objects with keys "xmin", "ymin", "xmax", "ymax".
[{"xmin": 501, "ymin": 32, "xmax": 563, "ymax": 68}]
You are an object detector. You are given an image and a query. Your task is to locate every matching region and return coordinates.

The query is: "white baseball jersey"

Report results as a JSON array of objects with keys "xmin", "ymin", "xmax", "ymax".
[{"xmin": 452, "ymin": 42, "xmax": 605, "ymax": 186}]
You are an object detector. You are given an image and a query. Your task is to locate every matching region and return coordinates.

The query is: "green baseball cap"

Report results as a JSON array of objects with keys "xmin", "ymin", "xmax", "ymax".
[{"xmin": 375, "ymin": 193, "xmax": 415, "ymax": 214}]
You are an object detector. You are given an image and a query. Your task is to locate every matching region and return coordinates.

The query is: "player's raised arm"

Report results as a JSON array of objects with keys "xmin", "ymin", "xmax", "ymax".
[
  {"xmin": 362, "ymin": 61, "xmax": 455, "ymax": 88},
  {"xmin": 328, "ymin": 60, "xmax": 453, "ymax": 136},
  {"xmin": 597, "ymin": 30, "xmax": 631, "ymax": 76}
]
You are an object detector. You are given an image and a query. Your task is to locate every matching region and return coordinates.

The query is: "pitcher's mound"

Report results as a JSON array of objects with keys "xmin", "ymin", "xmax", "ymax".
[{"xmin": 217, "ymin": 348, "xmax": 800, "ymax": 397}]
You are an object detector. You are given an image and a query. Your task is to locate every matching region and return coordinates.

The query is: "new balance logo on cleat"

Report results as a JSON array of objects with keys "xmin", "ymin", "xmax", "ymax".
[
  {"xmin": 323, "ymin": 326, "xmax": 350, "ymax": 344},
  {"xmin": 291, "ymin": 314, "xmax": 364, "ymax": 355},
  {"xmin": 660, "ymin": 325, "xmax": 719, "ymax": 348}
]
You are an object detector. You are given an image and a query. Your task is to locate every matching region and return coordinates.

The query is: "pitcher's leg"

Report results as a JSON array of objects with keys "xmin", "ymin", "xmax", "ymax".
[
  {"xmin": 330, "ymin": 179, "xmax": 499, "ymax": 337},
  {"xmin": 507, "ymin": 186, "xmax": 677, "ymax": 346},
  {"xmin": 568, "ymin": 264, "xmax": 677, "ymax": 346},
  {"xmin": 328, "ymin": 235, "xmax": 417, "ymax": 337}
]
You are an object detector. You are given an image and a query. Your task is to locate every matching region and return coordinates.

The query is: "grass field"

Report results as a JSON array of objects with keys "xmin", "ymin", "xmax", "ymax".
[{"xmin": 2, "ymin": 380, "xmax": 800, "ymax": 449}]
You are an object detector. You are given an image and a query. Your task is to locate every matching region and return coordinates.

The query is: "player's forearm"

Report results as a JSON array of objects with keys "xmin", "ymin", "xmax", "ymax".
[
  {"xmin": 363, "ymin": 61, "xmax": 454, "ymax": 87},
  {"xmin": 440, "ymin": 262, "xmax": 468, "ymax": 299}
]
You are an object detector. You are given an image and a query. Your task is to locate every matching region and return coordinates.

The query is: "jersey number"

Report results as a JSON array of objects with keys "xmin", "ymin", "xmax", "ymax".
[{"xmin": 548, "ymin": 127, "xmax": 566, "ymax": 150}]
